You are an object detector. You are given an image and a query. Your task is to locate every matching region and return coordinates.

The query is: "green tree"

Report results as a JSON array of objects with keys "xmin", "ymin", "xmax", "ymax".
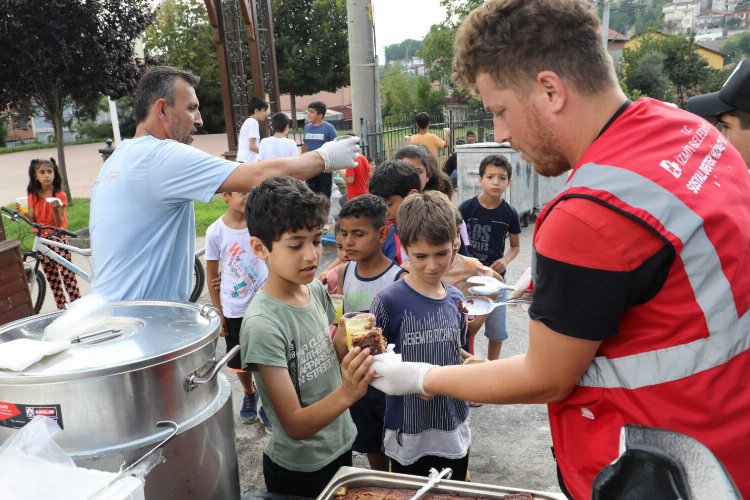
[
  {"xmin": 379, "ymin": 63, "xmax": 444, "ymax": 118},
  {"xmin": 623, "ymin": 33, "xmax": 720, "ymax": 105},
  {"xmin": 419, "ymin": 0, "xmax": 482, "ymax": 87},
  {"xmin": 722, "ymin": 32, "xmax": 750, "ymax": 62},
  {"xmin": 272, "ymin": 0, "xmax": 350, "ymax": 128},
  {"xmin": 384, "ymin": 39, "xmax": 423, "ymax": 65},
  {"xmin": 0, "ymin": 0, "xmax": 152, "ymax": 201},
  {"xmin": 142, "ymin": 0, "xmax": 224, "ymax": 133},
  {"xmin": 624, "ymin": 51, "xmax": 671, "ymax": 100}
]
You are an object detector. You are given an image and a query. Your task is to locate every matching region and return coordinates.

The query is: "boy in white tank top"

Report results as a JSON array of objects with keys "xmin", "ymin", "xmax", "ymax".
[{"xmin": 334, "ymin": 194, "xmax": 406, "ymax": 471}]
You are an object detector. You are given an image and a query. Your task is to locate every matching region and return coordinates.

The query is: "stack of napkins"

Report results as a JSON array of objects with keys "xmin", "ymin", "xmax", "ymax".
[{"xmin": 0, "ymin": 339, "xmax": 70, "ymax": 371}]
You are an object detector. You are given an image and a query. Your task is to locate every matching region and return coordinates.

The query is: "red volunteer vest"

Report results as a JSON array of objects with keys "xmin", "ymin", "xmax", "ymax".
[{"xmin": 535, "ymin": 99, "xmax": 750, "ymax": 498}]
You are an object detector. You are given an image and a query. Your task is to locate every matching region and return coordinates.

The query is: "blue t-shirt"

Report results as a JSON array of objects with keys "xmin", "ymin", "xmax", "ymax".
[
  {"xmin": 90, "ymin": 136, "xmax": 238, "ymax": 301},
  {"xmin": 459, "ymin": 197, "xmax": 521, "ymax": 269},
  {"xmin": 371, "ymin": 279, "xmax": 471, "ymax": 465},
  {"xmin": 303, "ymin": 122, "xmax": 338, "ymax": 152}
]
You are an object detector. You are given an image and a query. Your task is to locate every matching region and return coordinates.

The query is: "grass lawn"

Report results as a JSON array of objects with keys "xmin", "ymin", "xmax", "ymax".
[{"xmin": 3, "ymin": 196, "xmax": 227, "ymax": 252}]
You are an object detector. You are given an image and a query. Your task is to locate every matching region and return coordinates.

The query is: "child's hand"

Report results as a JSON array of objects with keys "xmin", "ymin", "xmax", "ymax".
[
  {"xmin": 211, "ymin": 275, "xmax": 221, "ymax": 291},
  {"xmin": 220, "ymin": 316, "xmax": 229, "ymax": 337},
  {"xmin": 490, "ymin": 258, "xmax": 508, "ymax": 274},
  {"xmin": 318, "ymin": 270, "xmax": 328, "ymax": 285},
  {"xmin": 339, "ymin": 347, "xmax": 375, "ymax": 403}
]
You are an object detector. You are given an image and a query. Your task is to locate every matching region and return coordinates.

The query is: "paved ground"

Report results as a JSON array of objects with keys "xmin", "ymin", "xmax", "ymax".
[{"xmin": 2, "ymin": 137, "xmax": 562, "ymax": 496}]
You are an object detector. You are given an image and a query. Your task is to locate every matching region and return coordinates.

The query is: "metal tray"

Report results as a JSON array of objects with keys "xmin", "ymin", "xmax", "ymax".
[{"xmin": 316, "ymin": 466, "xmax": 566, "ymax": 499}]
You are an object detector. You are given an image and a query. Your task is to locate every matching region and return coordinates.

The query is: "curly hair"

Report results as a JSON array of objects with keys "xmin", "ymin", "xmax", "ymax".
[
  {"xmin": 452, "ymin": 0, "xmax": 615, "ymax": 96},
  {"xmin": 246, "ymin": 177, "xmax": 329, "ymax": 250}
]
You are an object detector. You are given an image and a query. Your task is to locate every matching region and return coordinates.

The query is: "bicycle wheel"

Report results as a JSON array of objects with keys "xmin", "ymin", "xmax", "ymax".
[
  {"xmin": 25, "ymin": 265, "xmax": 47, "ymax": 314},
  {"xmin": 189, "ymin": 255, "xmax": 206, "ymax": 302}
]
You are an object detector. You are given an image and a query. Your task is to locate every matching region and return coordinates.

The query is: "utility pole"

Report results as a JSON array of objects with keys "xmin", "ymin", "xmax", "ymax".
[
  {"xmin": 601, "ymin": 0, "xmax": 611, "ymax": 50},
  {"xmin": 346, "ymin": 0, "xmax": 380, "ymax": 158}
]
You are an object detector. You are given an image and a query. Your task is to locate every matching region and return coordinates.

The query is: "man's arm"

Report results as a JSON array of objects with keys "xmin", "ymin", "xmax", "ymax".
[
  {"xmin": 249, "ymin": 137, "xmax": 259, "ymax": 154},
  {"xmin": 218, "ymin": 137, "xmax": 359, "ymax": 193},
  {"xmin": 424, "ymin": 319, "xmax": 601, "ymax": 403},
  {"xmin": 257, "ymin": 347, "xmax": 374, "ymax": 440},
  {"xmin": 219, "ymin": 152, "xmax": 324, "ymax": 192},
  {"xmin": 491, "ymin": 233, "xmax": 520, "ymax": 274}
]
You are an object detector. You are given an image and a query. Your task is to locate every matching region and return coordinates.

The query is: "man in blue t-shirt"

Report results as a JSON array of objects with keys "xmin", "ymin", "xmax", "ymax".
[
  {"xmin": 90, "ymin": 67, "xmax": 358, "ymax": 302},
  {"xmin": 303, "ymin": 101, "xmax": 338, "ymax": 198}
]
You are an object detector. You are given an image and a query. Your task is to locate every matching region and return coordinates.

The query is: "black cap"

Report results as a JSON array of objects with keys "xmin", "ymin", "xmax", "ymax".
[{"xmin": 687, "ymin": 59, "xmax": 750, "ymax": 117}]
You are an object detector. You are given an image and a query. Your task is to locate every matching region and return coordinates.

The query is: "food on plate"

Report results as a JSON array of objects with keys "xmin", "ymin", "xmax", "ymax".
[
  {"xmin": 457, "ymin": 298, "xmax": 474, "ymax": 314},
  {"xmin": 336, "ymin": 485, "xmax": 534, "ymax": 499},
  {"xmin": 350, "ymin": 326, "xmax": 387, "ymax": 355}
]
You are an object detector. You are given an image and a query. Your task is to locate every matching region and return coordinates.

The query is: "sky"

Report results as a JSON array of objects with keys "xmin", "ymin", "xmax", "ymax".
[{"xmin": 371, "ymin": 0, "xmax": 447, "ymax": 62}]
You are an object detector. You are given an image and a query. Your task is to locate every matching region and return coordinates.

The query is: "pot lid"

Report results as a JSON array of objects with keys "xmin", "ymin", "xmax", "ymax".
[{"xmin": 0, "ymin": 301, "xmax": 220, "ymax": 382}]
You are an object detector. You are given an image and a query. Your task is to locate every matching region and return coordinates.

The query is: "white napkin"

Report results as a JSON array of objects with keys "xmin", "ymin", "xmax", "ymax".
[
  {"xmin": 371, "ymin": 344, "xmax": 400, "ymax": 378},
  {"xmin": 0, "ymin": 339, "xmax": 70, "ymax": 371},
  {"xmin": 43, "ymin": 293, "xmax": 111, "ymax": 342}
]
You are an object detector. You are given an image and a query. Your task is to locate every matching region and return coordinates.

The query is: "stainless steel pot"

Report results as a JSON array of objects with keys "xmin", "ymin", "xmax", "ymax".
[{"xmin": 0, "ymin": 301, "xmax": 241, "ymax": 499}]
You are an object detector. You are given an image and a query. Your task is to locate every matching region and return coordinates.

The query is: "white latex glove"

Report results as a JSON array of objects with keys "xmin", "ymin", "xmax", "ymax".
[
  {"xmin": 316, "ymin": 136, "xmax": 360, "ymax": 171},
  {"xmin": 508, "ymin": 266, "xmax": 533, "ymax": 300},
  {"xmin": 370, "ymin": 361, "xmax": 436, "ymax": 396}
]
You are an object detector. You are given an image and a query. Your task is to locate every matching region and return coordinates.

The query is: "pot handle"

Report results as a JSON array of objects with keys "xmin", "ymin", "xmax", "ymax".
[{"xmin": 184, "ymin": 345, "xmax": 240, "ymax": 392}]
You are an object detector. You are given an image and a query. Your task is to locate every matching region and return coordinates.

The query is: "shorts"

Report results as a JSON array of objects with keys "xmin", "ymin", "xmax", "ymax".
[
  {"xmin": 263, "ymin": 449, "xmax": 352, "ymax": 497},
  {"xmin": 224, "ymin": 316, "xmax": 245, "ymax": 371},
  {"xmin": 483, "ymin": 290, "xmax": 509, "ymax": 342},
  {"xmin": 390, "ymin": 451, "xmax": 469, "ymax": 481},
  {"xmin": 349, "ymin": 386, "xmax": 386, "ymax": 453}
]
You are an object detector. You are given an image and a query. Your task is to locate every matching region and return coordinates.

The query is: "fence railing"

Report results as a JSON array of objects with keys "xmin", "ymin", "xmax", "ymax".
[{"xmin": 359, "ymin": 107, "xmax": 494, "ymax": 166}]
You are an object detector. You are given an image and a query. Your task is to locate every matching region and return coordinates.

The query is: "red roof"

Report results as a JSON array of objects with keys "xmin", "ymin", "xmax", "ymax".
[
  {"xmin": 328, "ymin": 105, "xmax": 352, "ymax": 121},
  {"xmin": 608, "ymin": 28, "xmax": 629, "ymax": 41}
]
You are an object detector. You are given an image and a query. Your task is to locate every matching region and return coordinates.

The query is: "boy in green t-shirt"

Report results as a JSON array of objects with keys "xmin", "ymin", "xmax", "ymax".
[{"xmin": 240, "ymin": 177, "xmax": 375, "ymax": 497}]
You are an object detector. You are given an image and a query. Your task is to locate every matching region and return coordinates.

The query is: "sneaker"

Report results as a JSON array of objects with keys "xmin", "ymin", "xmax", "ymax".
[
  {"xmin": 240, "ymin": 392, "xmax": 259, "ymax": 424},
  {"xmin": 259, "ymin": 405, "xmax": 272, "ymax": 434}
]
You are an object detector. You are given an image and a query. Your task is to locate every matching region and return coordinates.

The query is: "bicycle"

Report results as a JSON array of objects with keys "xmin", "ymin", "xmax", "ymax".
[
  {"xmin": 2, "ymin": 207, "xmax": 207, "ymax": 312},
  {"xmin": 1, "ymin": 206, "xmax": 90, "ymax": 313}
]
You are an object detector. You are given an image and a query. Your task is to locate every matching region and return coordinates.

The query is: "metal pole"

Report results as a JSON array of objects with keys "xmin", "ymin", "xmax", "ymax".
[
  {"xmin": 346, "ymin": 0, "xmax": 379, "ymax": 153},
  {"xmin": 601, "ymin": 0, "xmax": 610, "ymax": 50}
]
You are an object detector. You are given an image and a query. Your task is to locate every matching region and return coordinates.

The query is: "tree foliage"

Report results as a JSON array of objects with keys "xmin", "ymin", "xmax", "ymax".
[
  {"xmin": 624, "ymin": 51, "xmax": 671, "ymax": 100},
  {"xmin": 721, "ymin": 32, "xmax": 750, "ymax": 63},
  {"xmin": 608, "ymin": 0, "xmax": 670, "ymax": 35},
  {"xmin": 272, "ymin": 0, "xmax": 350, "ymax": 97},
  {"xmin": 419, "ymin": 0, "xmax": 482, "ymax": 86},
  {"xmin": 379, "ymin": 63, "xmax": 444, "ymax": 117},
  {"xmin": 143, "ymin": 0, "xmax": 224, "ymax": 133},
  {"xmin": 384, "ymin": 39, "xmax": 423, "ymax": 65},
  {"xmin": 623, "ymin": 33, "xmax": 721, "ymax": 105},
  {"xmin": 0, "ymin": 0, "xmax": 152, "ymax": 199}
]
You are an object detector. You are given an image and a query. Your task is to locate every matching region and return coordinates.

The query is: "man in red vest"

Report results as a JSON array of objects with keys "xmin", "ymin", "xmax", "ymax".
[{"xmin": 368, "ymin": 0, "xmax": 750, "ymax": 498}]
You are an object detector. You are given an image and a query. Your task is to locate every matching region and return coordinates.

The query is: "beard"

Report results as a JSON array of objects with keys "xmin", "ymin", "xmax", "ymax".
[
  {"xmin": 167, "ymin": 117, "xmax": 194, "ymax": 145},
  {"xmin": 522, "ymin": 106, "xmax": 571, "ymax": 178}
]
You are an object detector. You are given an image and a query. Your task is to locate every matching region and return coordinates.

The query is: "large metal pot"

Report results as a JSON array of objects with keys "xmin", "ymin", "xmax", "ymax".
[{"xmin": 0, "ymin": 301, "xmax": 241, "ymax": 499}]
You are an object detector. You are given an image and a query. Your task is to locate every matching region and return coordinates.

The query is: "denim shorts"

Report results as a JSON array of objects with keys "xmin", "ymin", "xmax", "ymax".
[{"xmin": 483, "ymin": 290, "xmax": 509, "ymax": 341}]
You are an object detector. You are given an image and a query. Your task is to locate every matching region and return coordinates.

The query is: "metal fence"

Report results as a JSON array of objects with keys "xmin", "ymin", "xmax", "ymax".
[{"xmin": 358, "ymin": 106, "xmax": 494, "ymax": 166}]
